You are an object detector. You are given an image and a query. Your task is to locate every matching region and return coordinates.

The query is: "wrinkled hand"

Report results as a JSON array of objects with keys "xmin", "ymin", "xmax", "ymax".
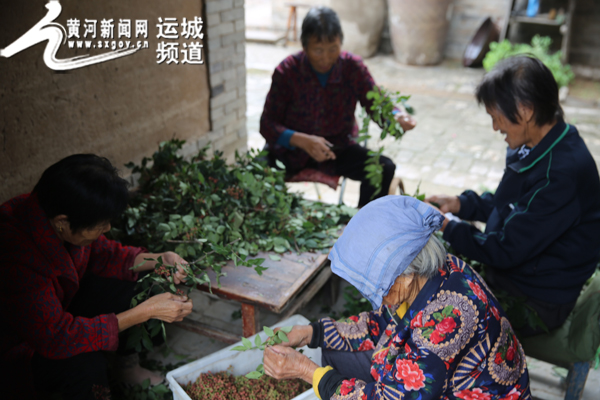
[
  {"xmin": 263, "ymin": 345, "xmax": 319, "ymax": 384},
  {"xmin": 161, "ymin": 251, "xmax": 189, "ymax": 284},
  {"xmin": 290, "ymin": 132, "xmax": 336, "ymax": 162},
  {"xmin": 425, "ymin": 194, "xmax": 461, "ymax": 214},
  {"xmin": 142, "ymin": 292, "xmax": 193, "ymax": 323},
  {"xmin": 396, "ymin": 112, "xmax": 417, "ymax": 132},
  {"xmin": 274, "ymin": 325, "xmax": 313, "ymax": 348}
]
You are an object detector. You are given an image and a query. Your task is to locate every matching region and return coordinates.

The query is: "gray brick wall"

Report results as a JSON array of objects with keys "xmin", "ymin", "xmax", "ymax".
[{"xmin": 200, "ymin": 0, "xmax": 247, "ymax": 161}]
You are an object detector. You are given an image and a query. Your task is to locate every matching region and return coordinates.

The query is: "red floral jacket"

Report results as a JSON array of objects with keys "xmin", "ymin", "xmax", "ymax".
[
  {"xmin": 0, "ymin": 193, "xmax": 143, "ymax": 393},
  {"xmin": 315, "ymin": 255, "xmax": 531, "ymax": 400}
]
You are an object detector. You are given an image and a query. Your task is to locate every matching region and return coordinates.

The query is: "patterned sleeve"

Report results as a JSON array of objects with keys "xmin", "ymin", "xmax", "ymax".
[
  {"xmin": 320, "ymin": 335, "xmax": 448, "ymax": 400},
  {"xmin": 320, "ymin": 308, "xmax": 390, "ymax": 352},
  {"xmin": 1, "ymin": 264, "xmax": 119, "ymax": 359},
  {"xmin": 259, "ymin": 65, "xmax": 293, "ymax": 145},
  {"xmin": 87, "ymin": 235, "xmax": 144, "ymax": 281}
]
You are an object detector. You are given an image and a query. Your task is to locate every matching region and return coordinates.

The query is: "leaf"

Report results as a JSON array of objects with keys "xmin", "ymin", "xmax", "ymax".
[
  {"xmin": 268, "ymin": 254, "xmax": 281, "ymax": 261},
  {"xmin": 279, "ymin": 326, "xmax": 293, "ymax": 333},
  {"xmin": 254, "ymin": 266, "xmax": 268, "ymax": 275},
  {"xmin": 263, "ymin": 326, "xmax": 275, "ymax": 337},
  {"xmin": 152, "ymin": 384, "xmax": 170, "ymax": 395},
  {"xmin": 273, "ymin": 245, "xmax": 286, "ymax": 253},
  {"xmin": 141, "ymin": 378, "xmax": 151, "ymax": 390},
  {"xmin": 277, "ymin": 330, "xmax": 289, "ymax": 342},
  {"xmin": 242, "ymin": 336, "xmax": 253, "ymax": 349},
  {"xmin": 231, "ymin": 345, "xmax": 248, "ymax": 352},
  {"xmin": 245, "ymin": 371, "xmax": 263, "ymax": 379},
  {"xmin": 275, "ymin": 159, "xmax": 286, "ymax": 169},
  {"xmin": 157, "ymin": 223, "xmax": 171, "ymax": 232},
  {"xmin": 182, "ymin": 214, "xmax": 195, "ymax": 229},
  {"xmin": 255, "ymin": 334, "xmax": 262, "ymax": 347}
]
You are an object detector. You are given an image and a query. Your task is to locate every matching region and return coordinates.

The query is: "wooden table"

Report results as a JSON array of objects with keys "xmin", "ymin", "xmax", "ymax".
[{"xmin": 174, "ymin": 250, "xmax": 331, "ymax": 344}]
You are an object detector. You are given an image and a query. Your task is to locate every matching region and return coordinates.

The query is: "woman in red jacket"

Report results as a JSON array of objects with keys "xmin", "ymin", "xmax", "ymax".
[{"xmin": 0, "ymin": 154, "xmax": 193, "ymax": 399}]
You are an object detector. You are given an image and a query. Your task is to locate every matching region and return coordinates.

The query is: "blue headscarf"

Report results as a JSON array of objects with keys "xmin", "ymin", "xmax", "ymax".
[{"xmin": 328, "ymin": 195, "xmax": 444, "ymax": 310}]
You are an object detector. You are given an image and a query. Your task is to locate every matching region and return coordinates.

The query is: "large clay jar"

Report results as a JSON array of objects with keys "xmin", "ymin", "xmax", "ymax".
[
  {"xmin": 387, "ymin": 0, "xmax": 454, "ymax": 65},
  {"xmin": 330, "ymin": 0, "xmax": 386, "ymax": 59}
]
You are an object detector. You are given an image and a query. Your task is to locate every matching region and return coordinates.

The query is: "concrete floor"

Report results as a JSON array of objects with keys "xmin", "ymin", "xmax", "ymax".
[{"xmin": 159, "ymin": 40, "xmax": 600, "ymax": 400}]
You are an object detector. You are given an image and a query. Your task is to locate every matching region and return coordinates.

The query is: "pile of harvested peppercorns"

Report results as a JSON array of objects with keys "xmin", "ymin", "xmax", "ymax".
[{"xmin": 183, "ymin": 371, "xmax": 311, "ymax": 400}]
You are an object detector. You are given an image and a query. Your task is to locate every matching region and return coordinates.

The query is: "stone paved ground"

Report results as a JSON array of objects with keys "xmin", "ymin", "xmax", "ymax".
[{"xmin": 158, "ymin": 41, "xmax": 600, "ymax": 400}]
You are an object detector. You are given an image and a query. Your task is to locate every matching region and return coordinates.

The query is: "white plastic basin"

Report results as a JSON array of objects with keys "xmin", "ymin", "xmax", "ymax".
[{"xmin": 166, "ymin": 315, "xmax": 321, "ymax": 400}]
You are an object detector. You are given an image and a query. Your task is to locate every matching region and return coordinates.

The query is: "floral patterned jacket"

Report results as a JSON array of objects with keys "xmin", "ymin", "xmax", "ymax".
[
  {"xmin": 0, "ymin": 193, "xmax": 143, "ymax": 394},
  {"xmin": 314, "ymin": 255, "xmax": 531, "ymax": 400}
]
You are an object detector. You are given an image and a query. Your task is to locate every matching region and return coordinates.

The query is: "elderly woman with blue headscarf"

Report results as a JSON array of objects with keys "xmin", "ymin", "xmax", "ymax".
[{"xmin": 263, "ymin": 196, "xmax": 531, "ymax": 400}]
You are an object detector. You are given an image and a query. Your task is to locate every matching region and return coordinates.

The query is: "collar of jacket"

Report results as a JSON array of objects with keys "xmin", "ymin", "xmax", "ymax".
[
  {"xmin": 298, "ymin": 50, "xmax": 344, "ymax": 85},
  {"xmin": 390, "ymin": 260, "xmax": 448, "ymax": 326},
  {"xmin": 507, "ymin": 119, "xmax": 570, "ymax": 173}
]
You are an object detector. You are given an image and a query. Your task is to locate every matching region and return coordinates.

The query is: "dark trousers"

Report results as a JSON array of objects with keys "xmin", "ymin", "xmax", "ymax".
[
  {"xmin": 272, "ymin": 144, "xmax": 396, "ymax": 208},
  {"xmin": 485, "ymin": 268, "xmax": 576, "ymax": 338},
  {"xmin": 322, "ymin": 348, "xmax": 375, "ymax": 383},
  {"xmin": 31, "ymin": 274, "xmax": 138, "ymax": 400}
]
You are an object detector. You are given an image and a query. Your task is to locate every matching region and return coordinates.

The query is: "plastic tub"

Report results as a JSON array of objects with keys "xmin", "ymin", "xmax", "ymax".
[{"xmin": 166, "ymin": 315, "xmax": 321, "ymax": 400}]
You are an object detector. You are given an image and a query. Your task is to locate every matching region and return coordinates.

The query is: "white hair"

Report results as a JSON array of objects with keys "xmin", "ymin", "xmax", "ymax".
[{"xmin": 402, "ymin": 235, "xmax": 446, "ymax": 279}]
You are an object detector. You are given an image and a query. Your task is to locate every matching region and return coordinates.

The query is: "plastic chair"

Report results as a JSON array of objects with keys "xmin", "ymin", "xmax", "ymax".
[{"xmin": 519, "ymin": 272, "xmax": 600, "ymax": 400}]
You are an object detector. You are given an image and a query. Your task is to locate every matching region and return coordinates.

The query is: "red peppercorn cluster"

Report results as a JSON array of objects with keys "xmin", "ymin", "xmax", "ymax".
[
  {"xmin": 176, "ymin": 289, "xmax": 186, "ymax": 296},
  {"xmin": 226, "ymin": 186, "xmax": 245, "ymax": 200},
  {"xmin": 184, "ymin": 227, "xmax": 200, "ymax": 240},
  {"xmin": 208, "ymin": 177, "xmax": 219, "ymax": 184},
  {"xmin": 154, "ymin": 265, "xmax": 171, "ymax": 277},
  {"xmin": 183, "ymin": 371, "xmax": 310, "ymax": 400}
]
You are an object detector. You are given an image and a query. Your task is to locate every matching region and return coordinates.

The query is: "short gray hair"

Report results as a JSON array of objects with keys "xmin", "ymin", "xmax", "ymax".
[{"xmin": 402, "ymin": 235, "xmax": 446, "ymax": 279}]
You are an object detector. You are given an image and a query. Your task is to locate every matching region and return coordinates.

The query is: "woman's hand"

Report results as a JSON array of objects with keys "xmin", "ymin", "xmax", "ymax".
[
  {"xmin": 263, "ymin": 345, "xmax": 319, "ymax": 384},
  {"xmin": 133, "ymin": 251, "xmax": 189, "ymax": 284},
  {"xmin": 161, "ymin": 251, "xmax": 189, "ymax": 284},
  {"xmin": 116, "ymin": 292, "xmax": 193, "ymax": 331},
  {"xmin": 425, "ymin": 194, "xmax": 461, "ymax": 214},
  {"xmin": 274, "ymin": 325, "xmax": 313, "ymax": 348},
  {"xmin": 396, "ymin": 112, "xmax": 417, "ymax": 132},
  {"xmin": 141, "ymin": 292, "xmax": 193, "ymax": 323},
  {"xmin": 289, "ymin": 132, "xmax": 336, "ymax": 162}
]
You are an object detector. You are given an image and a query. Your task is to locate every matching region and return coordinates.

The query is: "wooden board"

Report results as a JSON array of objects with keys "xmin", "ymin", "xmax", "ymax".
[{"xmin": 196, "ymin": 251, "xmax": 329, "ymax": 313}]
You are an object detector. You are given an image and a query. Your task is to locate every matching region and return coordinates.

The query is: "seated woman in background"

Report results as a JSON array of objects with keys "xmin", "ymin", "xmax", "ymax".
[
  {"xmin": 263, "ymin": 195, "xmax": 531, "ymax": 400},
  {"xmin": 260, "ymin": 6, "xmax": 416, "ymax": 207},
  {"xmin": 0, "ymin": 154, "xmax": 193, "ymax": 400},
  {"xmin": 426, "ymin": 56, "xmax": 600, "ymax": 336}
]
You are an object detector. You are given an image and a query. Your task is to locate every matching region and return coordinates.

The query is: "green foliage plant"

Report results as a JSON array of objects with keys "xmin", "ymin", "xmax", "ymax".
[
  {"xmin": 231, "ymin": 326, "xmax": 293, "ymax": 379},
  {"xmin": 482, "ymin": 35, "xmax": 575, "ymax": 88},
  {"xmin": 110, "ymin": 140, "xmax": 357, "ymax": 351},
  {"xmin": 358, "ymin": 86, "xmax": 414, "ymax": 198}
]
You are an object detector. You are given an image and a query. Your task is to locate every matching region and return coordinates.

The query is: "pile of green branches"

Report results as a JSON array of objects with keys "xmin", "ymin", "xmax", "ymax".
[{"xmin": 109, "ymin": 139, "xmax": 356, "ymax": 351}]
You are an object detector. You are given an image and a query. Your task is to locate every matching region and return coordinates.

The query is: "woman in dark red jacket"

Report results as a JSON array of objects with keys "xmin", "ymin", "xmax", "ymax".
[{"xmin": 0, "ymin": 154, "xmax": 193, "ymax": 399}]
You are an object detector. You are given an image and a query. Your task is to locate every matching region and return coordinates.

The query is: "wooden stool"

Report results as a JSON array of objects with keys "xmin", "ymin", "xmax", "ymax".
[{"xmin": 284, "ymin": 2, "xmax": 312, "ymax": 42}]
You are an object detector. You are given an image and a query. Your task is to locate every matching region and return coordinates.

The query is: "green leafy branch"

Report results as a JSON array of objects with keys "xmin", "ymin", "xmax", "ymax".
[
  {"xmin": 359, "ymin": 86, "xmax": 414, "ymax": 199},
  {"xmin": 231, "ymin": 326, "xmax": 293, "ymax": 379}
]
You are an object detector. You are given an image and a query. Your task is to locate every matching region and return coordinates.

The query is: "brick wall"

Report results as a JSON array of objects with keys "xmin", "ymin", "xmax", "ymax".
[{"xmin": 201, "ymin": 0, "xmax": 248, "ymax": 161}]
